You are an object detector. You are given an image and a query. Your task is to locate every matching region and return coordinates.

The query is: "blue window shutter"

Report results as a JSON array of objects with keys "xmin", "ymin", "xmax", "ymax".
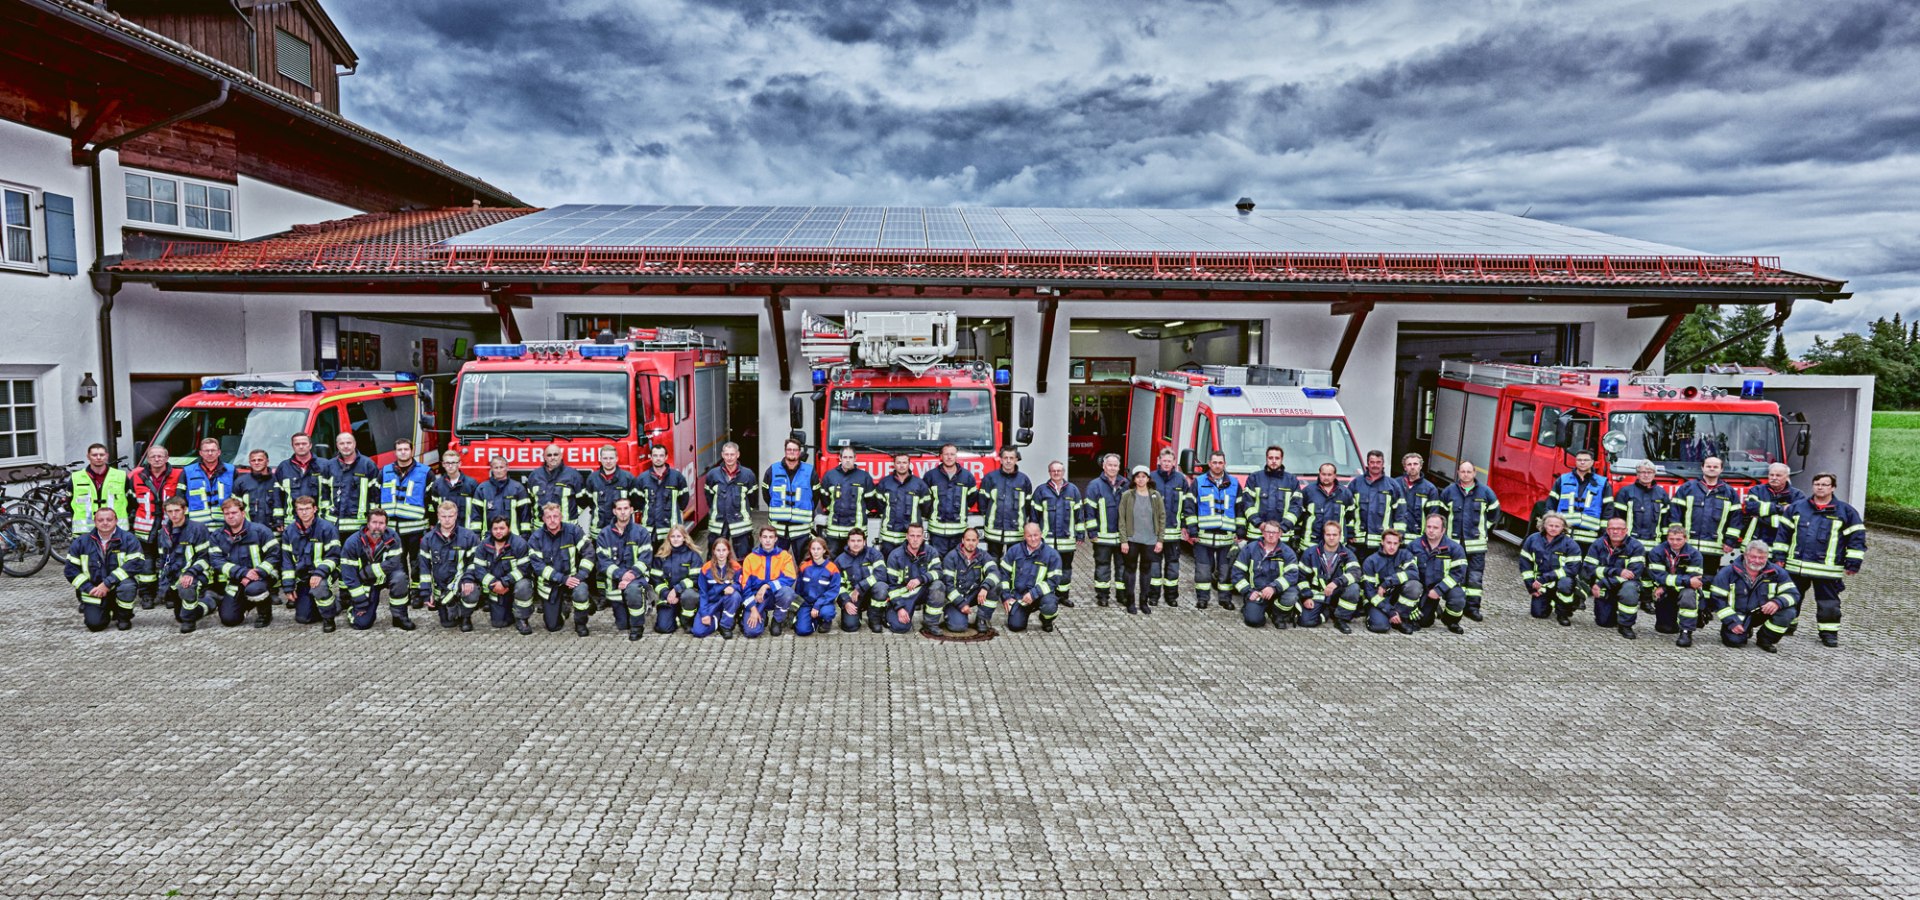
[{"xmin": 43, "ymin": 193, "xmax": 78, "ymax": 275}]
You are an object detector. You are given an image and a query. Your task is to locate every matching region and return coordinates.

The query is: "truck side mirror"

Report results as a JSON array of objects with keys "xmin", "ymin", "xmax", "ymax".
[
  {"xmin": 1795, "ymin": 428, "xmax": 1810, "ymax": 458},
  {"xmin": 1015, "ymin": 428, "xmax": 1034, "ymax": 446},
  {"xmin": 1179, "ymin": 449, "xmax": 1195, "ymax": 473},
  {"xmin": 657, "ymin": 380, "xmax": 677, "ymax": 416},
  {"xmin": 788, "ymin": 429, "xmax": 807, "ymax": 447},
  {"xmin": 789, "ymin": 395, "xmax": 804, "ymax": 430},
  {"xmin": 133, "ymin": 441, "xmax": 148, "ymax": 464},
  {"xmin": 1018, "ymin": 395, "xmax": 1035, "ymax": 429}
]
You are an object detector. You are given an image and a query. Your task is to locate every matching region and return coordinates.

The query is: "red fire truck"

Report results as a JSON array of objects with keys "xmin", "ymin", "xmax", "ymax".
[
  {"xmin": 147, "ymin": 370, "xmax": 431, "ymax": 466},
  {"xmin": 453, "ymin": 328, "xmax": 728, "ymax": 518},
  {"xmin": 1430, "ymin": 360, "xmax": 1809, "ymax": 535},
  {"xmin": 791, "ymin": 310, "xmax": 1032, "ymax": 478},
  {"xmin": 1126, "ymin": 365, "xmax": 1362, "ymax": 480}
]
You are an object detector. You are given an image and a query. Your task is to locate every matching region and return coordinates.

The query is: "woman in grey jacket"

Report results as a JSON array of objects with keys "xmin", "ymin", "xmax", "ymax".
[{"xmin": 1116, "ymin": 466, "xmax": 1166, "ymax": 614}]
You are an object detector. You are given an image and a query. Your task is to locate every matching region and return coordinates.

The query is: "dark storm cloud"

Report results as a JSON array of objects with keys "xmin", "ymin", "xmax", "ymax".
[{"xmin": 322, "ymin": 0, "xmax": 1918, "ymax": 348}]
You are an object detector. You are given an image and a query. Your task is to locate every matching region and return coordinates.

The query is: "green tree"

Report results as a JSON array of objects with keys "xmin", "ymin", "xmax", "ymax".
[
  {"xmin": 1663, "ymin": 305, "xmax": 1723, "ymax": 373},
  {"xmin": 1723, "ymin": 305, "xmax": 1771, "ymax": 365},
  {"xmin": 1765, "ymin": 329, "xmax": 1791, "ymax": 371}
]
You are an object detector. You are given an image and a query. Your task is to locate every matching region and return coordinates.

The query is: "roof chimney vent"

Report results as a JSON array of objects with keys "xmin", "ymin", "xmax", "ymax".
[{"xmin": 1235, "ymin": 197, "xmax": 1255, "ymax": 214}]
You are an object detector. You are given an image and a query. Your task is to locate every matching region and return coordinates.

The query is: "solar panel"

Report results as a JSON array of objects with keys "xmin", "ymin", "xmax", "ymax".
[{"xmin": 438, "ymin": 204, "xmax": 1699, "ymax": 255}]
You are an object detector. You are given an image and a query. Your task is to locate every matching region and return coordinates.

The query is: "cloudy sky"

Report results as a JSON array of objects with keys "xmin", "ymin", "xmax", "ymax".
[{"xmin": 328, "ymin": 0, "xmax": 1918, "ymax": 350}]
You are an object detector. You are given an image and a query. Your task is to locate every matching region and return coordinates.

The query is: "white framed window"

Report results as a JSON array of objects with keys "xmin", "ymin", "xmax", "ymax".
[
  {"xmin": 0, "ymin": 377, "xmax": 42, "ymax": 464},
  {"xmin": 2, "ymin": 185, "xmax": 35, "ymax": 271},
  {"xmin": 124, "ymin": 169, "xmax": 236, "ymax": 238}
]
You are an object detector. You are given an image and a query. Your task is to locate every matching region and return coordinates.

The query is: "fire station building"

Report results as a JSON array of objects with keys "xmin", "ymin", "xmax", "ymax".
[{"xmin": 0, "ymin": 0, "xmax": 1861, "ymax": 499}]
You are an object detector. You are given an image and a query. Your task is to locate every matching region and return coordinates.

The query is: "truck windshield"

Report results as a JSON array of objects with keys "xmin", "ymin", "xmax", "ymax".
[
  {"xmin": 1606, "ymin": 411, "xmax": 1782, "ymax": 478},
  {"xmin": 1217, "ymin": 416, "xmax": 1362, "ymax": 474},
  {"xmin": 826, "ymin": 388, "xmax": 995, "ymax": 452},
  {"xmin": 455, "ymin": 371, "xmax": 629, "ymax": 437},
  {"xmin": 152, "ymin": 406, "xmax": 309, "ymax": 466}
]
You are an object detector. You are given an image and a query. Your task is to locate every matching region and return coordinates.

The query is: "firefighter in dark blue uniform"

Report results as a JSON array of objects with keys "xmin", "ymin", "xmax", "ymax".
[
  {"xmin": 922, "ymin": 444, "xmax": 976, "ymax": 557},
  {"xmin": 872, "ymin": 453, "xmax": 929, "ymax": 558},
  {"xmin": 1147, "ymin": 448, "xmax": 1190, "ymax": 606},
  {"xmin": 1648, "ymin": 523, "xmax": 1707, "ymax": 644},
  {"xmin": 635, "ymin": 444, "xmax": 693, "ymax": 544},
  {"xmin": 938, "ymin": 527, "xmax": 999, "ymax": 633},
  {"xmin": 1775, "ymin": 473, "xmax": 1866, "ymax": 647},
  {"xmin": 525, "ymin": 443, "xmax": 589, "ymax": 527},
  {"xmin": 65, "ymin": 507, "xmax": 145, "ymax": 632},
  {"xmin": 154, "ymin": 496, "xmax": 214, "ymax": 632},
  {"xmin": 278, "ymin": 494, "xmax": 342, "ymax": 630},
  {"xmin": 702, "ymin": 441, "xmax": 759, "ymax": 561},
  {"xmin": 977, "ymin": 448, "xmax": 1034, "ymax": 556},
  {"xmin": 474, "ymin": 455, "xmax": 534, "ymax": 535},
  {"xmin": 1610, "ymin": 462, "xmax": 1670, "ymax": 543},
  {"xmin": 817, "ymin": 446, "xmax": 875, "ymax": 559},
  {"xmin": 1231, "ymin": 519, "xmax": 1299, "ymax": 628},
  {"xmin": 1359, "ymin": 528, "xmax": 1418, "ymax": 634},
  {"xmin": 1081, "ymin": 454, "xmax": 1128, "ymax": 607},
  {"xmin": 418, "ymin": 499, "xmax": 481, "ymax": 631},
  {"xmin": 1409, "ymin": 514, "xmax": 1469, "ymax": 633},
  {"xmin": 1188, "ymin": 452, "xmax": 1242, "ymax": 610}
]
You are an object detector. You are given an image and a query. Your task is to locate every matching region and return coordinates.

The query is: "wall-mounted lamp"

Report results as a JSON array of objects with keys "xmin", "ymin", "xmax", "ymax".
[{"xmin": 78, "ymin": 372, "xmax": 98, "ymax": 403}]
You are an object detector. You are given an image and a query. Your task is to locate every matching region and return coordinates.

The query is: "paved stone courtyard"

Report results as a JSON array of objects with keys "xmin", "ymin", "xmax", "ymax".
[{"xmin": 2, "ymin": 533, "xmax": 1916, "ymax": 899}]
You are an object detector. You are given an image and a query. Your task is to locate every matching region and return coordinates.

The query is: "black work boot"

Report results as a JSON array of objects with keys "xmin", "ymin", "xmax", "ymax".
[
  {"xmin": 114, "ymin": 617, "xmax": 132, "ymax": 631},
  {"xmin": 867, "ymin": 610, "xmax": 883, "ymax": 633},
  {"xmin": 1096, "ymin": 593, "xmax": 1110, "ymax": 608},
  {"xmin": 1758, "ymin": 629, "xmax": 1780, "ymax": 653},
  {"xmin": 719, "ymin": 623, "xmax": 734, "ymax": 640},
  {"xmin": 1617, "ymin": 623, "xmax": 1637, "ymax": 640},
  {"xmin": 1675, "ymin": 629, "xmax": 1693, "ymax": 648},
  {"xmin": 1164, "ymin": 591, "xmax": 1179, "ymax": 608},
  {"xmin": 1040, "ymin": 616, "xmax": 1055, "ymax": 633},
  {"xmin": 515, "ymin": 619, "xmax": 533, "ymax": 635},
  {"xmin": 1445, "ymin": 619, "xmax": 1464, "ymax": 634},
  {"xmin": 180, "ymin": 619, "xmax": 196, "ymax": 634},
  {"xmin": 1196, "ymin": 596, "xmax": 1211, "ymax": 610},
  {"xmin": 1333, "ymin": 618, "xmax": 1353, "ymax": 635},
  {"xmin": 574, "ymin": 620, "xmax": 590, "ymax": 637},
  {"xmin": 1820, "ymin": 631, "xmax": 1838, "ymax": 648},
  {"xmin": 254, "ymin": 606, "xmax": 273, "ymax": 628},
  {"xmin": 393, "ymin": 616, "xmax": 417, "ymax": 631},
  {"xmin": 459, "ymin": 616, "xmax": 474, "ymax": 633},
  {"xmin": 322, "ymin": 617, "xmax": 337, "ymax": 633},
  {"xmin": 628, "ymin": 626, "xmax": 642, "ymax": 642},
  {"xmin": 1218, "ymin": 597, "xmax": 1236, "ymax": 611}
]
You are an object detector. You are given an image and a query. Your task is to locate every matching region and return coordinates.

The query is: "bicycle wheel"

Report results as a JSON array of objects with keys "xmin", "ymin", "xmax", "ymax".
[{"xmin": 0, "ymin": 515, "xmax": 53, "ymax": 578}]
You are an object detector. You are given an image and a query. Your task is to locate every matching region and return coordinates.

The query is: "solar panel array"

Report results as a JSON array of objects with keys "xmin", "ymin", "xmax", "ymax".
[{"xmin": 440, "ymin": 205, "xmax": 1698, "ymax": 256}]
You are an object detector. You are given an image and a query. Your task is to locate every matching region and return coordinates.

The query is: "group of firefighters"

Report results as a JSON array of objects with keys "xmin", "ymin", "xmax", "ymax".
[{"xmin": 61, "ymin": 430, "xmax": 1866, "ymax": 651}]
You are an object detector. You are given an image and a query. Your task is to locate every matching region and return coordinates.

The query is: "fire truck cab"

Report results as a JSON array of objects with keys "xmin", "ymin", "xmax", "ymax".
[
  {"xmin": 1126, "ymin": 365, "xmax": 1362, "ymax": 480},
  {"xmin": 790, "ymin": 310, "xmax": 1033, "ymax": 478},
  {"xmin": 1431, "ymin": 360, "xmax": 1808, "ymax": 535},
  {"xmin": 452, "ymin": 328, "xmax": 727, "ymax": 518},
  {"xmin": 146, "ymin": 370, "xmax": 428, "ymax": 467}
]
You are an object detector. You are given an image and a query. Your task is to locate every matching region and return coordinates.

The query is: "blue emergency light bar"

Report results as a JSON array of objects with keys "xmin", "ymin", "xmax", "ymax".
[
  {"xmin": 1302, "ymin": 387, "xmax": 1339, "ymax": 399},
  {"xmin": 811, "ymin": 369, "xmax": 827, "ymax": 386},
  {"xmin": 292, "ymin": 379, "xmax": 325, "ymax": 393},
  {"xmin": 473, "ymin": 344, "xmax": 527, "ymax": 359},
  {"xmin": 1742, "ymin": 379, "xmax": 1765, "ymax": 399},
  {"xmin": 1208, "ymin": 386, "xmax": 1243, "ymax": 397},
  {"xmin": 994, "ymin": 369, "xmax": 1011, "ymax": 386},
  {"xmin": 200, "ymin": 377, "xmax": 223, "ymax": 390},
  {"xmin": 578, "ymin": 345, "xmax": 630, "ymax": 359},
  {"xmin": 1598, "ymin": 377, "xmax": 1620, "ymax": 398}
]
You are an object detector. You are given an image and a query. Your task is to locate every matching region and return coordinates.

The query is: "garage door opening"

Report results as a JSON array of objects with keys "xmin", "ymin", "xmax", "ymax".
[
  {"xmin": 1067, "ymin": 318, "xmax": 1262, "ymax": 480},
  {"xmin": 1394, "ymin": 322, "xmax": 1581, "ymax": 462}
]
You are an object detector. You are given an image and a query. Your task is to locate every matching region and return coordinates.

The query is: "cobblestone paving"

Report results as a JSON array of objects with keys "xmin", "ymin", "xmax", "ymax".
[{"xmin": 2, "ymin": 532, "xmax": 1917, "ymax": 899}]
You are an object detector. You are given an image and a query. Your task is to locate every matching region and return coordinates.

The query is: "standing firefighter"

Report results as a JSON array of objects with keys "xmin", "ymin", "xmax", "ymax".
[
  {"xmin": 871, "ymin": 453, "xmax": 929, "ymax": 559},
  {"xmin": 271, "ymin": 433, "xmax": 336, "ymax": 528},
  {"xmin": 427, "ymin": 451, "xmax": 480, "ymax": 532},
  {"xmin": 763, "ymin": 438, "xmax": 816, "ymax": 552},
  {"xmin": 180, "ymin": 438, "xmax": 236, "ymax": 529},
  {"xmin": 1030, "ymin": 461, "xmax": 1083, "ymax": 606},
  {"xmin": 524, "ymin": 443, "xmax": 589, "ymax": 528},
  {"xmin": 1611, "ymin": 462, "xmax": 1670, "ymax": 544},
  {"xmin": 1548, "ymin": 450, "xmax": 1612, "ymax": 546},
  {"xmin": 702, "ymin": 442, "xmax": 758, "ymax": 561},
  {"xmin": 1081, "ymin": 453, "xmax": 1128, "ymax": 607},
  {"xmin": 922, "ymin": 444, "xmax": 976, "ymax": 556},
  {"xmin": 1668, "ymin": 456, "xmax": 1742, "ymax": 580},
  {"xmin": 68, "ymin": 443, "xmax": 128, "ymax": 537},
  {"xmin": 1350, "ymin": 450, "xmax": 1406, "ymax": 556},
  {"xmin": 583, "ymin": 445, "xmax": 637, "ymax": 532},
  {"xmin": 1188, "ymin": 451, "xmax": 1242, "ymax": 611},
  {"xmin": 817, "ymin": 446, "xmax": 875, "ymax": 559},
  {"xmin": 634, "ymin": 444, "xmax": 693, "ymax": 544},
  {"xmin": 1147, "ymin": 448, "xmax": 1190, "ymax": 607},
  {"xmin": 329, "ymin": 432, "xmax": 380, "ymax": 534},
  {"xmin": 474, "ymin": 455, "xmax": 533, "ymax": 535},
  {"xmin": 1437, "ymin": 460, "xmax": 1500, "ymax": 621},
  {"xmin": 978, "ymin": 447, "xmax": 1034, "ymax": 555},
  {"xmin": 597, "ymin": 496, "xmax": 655, "ymax": 640},
  {"xmin": 1774, "ymin": 473, "xmax": 1866, "ymax": 648},
  {"xmin": 1241, "ymin": 445, "xmax": 1299, "ymax": 544}
]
